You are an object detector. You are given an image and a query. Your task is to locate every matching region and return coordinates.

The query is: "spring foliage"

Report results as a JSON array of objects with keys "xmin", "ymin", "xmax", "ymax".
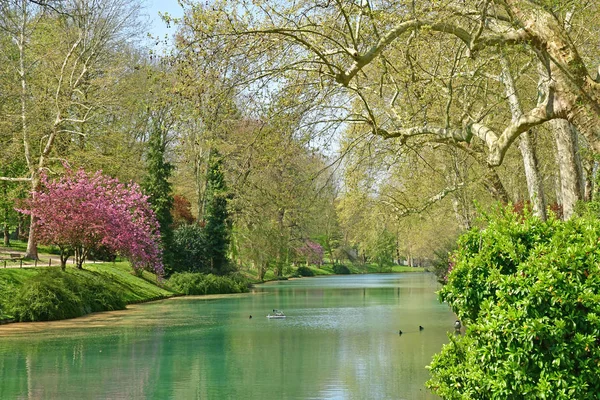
[
  {"xmin": 167, "ymin": 272, "xmax": 249, "ymax": 295},
  {"xmin": 428, "ymin": 208, "xmax": 600, "ymax": 399},
  {"xmin": 297, "ymin": 240, "xmax": 324, "ymax": 266},
  {"xmin": 19, "ymin": 168, "xmax": 163, "ymax": 274}
]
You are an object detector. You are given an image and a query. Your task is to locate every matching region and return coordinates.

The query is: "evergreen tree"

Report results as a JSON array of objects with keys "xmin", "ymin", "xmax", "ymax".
[
  {"xmin": 142, "ymin": 119, "xmax": 174, "ymax": 273},
  {"xmin": 203, "ymin": 151, "xmax": 230, "ymax": 275}
]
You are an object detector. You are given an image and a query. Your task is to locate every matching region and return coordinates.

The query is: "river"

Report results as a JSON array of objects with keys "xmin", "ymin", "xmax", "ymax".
[{"xmin": 0, "ymin": 273, "xmax": 455, "ymax": 399}]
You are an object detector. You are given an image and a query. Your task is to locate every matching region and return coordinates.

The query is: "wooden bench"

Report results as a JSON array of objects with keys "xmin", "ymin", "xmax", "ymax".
[{"xmin": 9, "ymin": 253, "xmax": 21, "ymax": 259}]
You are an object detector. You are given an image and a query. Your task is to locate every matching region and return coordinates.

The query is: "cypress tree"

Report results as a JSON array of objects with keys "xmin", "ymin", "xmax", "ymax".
[
  {"xmin": 203, "ymin": 151, "xmax": 230, "ymax": 275},
  {"xmin": 142, "ymin": 119, "xmax": 175, "ymax": 273}
]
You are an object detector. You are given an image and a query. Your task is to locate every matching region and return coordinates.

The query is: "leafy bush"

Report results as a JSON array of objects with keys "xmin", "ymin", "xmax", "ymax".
[
  {"xmin": 430, "ymin": 239, "xmax": 458, "ymax": 284},
  {"xmin": 168, "ymin": 272, "xmax": 249, "ymax": 295},
  {"xmin": 6, "ymin": 269, "xmax": 125, "ymax": 322},
  {"xmin": 332, "ymin": 264, "xmax": 351, "ymax": 274},
  {"xmin": 172, "ymin": 224, "xmax": 209, "ymax": 273},
  {"xmin": 296, "ymin": 266, "xmax": 315, "ymax": 276},
  {"xmin": 428, "ymin": 207, "xmax": 600, "ymax": 399}
]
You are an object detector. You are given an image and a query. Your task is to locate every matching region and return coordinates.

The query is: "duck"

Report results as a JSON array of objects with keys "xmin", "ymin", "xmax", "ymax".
[
  {"xmin": 398, "ymin": 330, "xmax": 403, "ymax": 335},
  {"xmin": 419, "ymin": 325, "xmax": 424, "ymax": 331}
]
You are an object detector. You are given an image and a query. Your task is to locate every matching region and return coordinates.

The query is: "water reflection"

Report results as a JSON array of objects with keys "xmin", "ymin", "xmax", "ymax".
[{"xmin": 0, "ymin": 273, "xmax": 453, "ymax": 399}]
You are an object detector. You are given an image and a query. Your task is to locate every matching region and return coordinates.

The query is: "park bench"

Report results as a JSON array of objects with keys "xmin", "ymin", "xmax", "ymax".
[{"xmin": 9, "ymin": 253, "xmax": 21, "ymax": 259}]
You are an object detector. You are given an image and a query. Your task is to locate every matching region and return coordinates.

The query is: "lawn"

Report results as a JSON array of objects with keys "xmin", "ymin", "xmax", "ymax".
[{"xmin": 0, "ymin": 261, "xmax": 174, "ymax": 321}]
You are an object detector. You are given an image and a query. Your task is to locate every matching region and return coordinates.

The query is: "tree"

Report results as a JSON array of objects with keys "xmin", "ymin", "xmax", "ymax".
[
  {"xmin": 172, "ymin": 223, "xmax": 208, "ymax": 273},
  {"xmin": 297, "ymin": 240, "xmax": 324, "ymax": 267},
  {"xmin": 172, "ymin": 194, "xmax": 195, "ymax": 227},
  {"xmin": 142, "ymin": 110, "xmax": 175, "ymax": 274},
  {"xmin": 180, "ymin": 1, "xmax": 600, "ymax": 220},
  {"xmin": 18, "ymin": 168, "xmax": 163, "ymax": 274},
  {"xmin": 203, "ymin": 152, "xmax": 231, "ymax": 275},
  {"xmin": 0, "ymin": 0, "xmax": 143, "ymax": 258}
]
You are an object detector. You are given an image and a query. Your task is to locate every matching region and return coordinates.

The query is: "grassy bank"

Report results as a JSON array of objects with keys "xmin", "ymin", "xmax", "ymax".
[
  {"xmin": 0, "ymin": 243, "xmax": 426, "ymax": 322},
  {"xmin": 241, "ymin": 262, "xmax": 427, "ymax": 282},
  {"xmin": 0, "ymin": 262, "xmax": 174, "ymax": 321}
]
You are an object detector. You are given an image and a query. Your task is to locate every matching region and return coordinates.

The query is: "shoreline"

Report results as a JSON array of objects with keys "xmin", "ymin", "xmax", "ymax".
[{"xmin": 0, "ymin": 269, "xmax": 430, "ymax": 328}]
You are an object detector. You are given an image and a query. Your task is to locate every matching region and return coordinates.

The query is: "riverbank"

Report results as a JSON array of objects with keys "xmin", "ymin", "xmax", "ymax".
[
  {"xmin": 0, "ymin": 258, "xmax": 427, "ymax": 323},
  {"xmin": 0, "ymin": 262, "xmax": 174, "ymax": 322}
]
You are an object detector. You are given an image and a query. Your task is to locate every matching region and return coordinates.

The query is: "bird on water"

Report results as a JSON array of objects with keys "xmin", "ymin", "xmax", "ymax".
[{"xmin": 419, "ymin": 325, "xmax": 424, "ymax": 331}]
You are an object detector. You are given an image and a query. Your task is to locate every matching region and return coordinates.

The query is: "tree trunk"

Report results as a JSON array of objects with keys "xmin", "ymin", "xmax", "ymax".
[
  {"xmin": 500, "ymin": 55, "xmax": 547, "ymax": 219},
  {"xmin": 483, "ymin": 167, "xmax": 510, "ymax": 204},
  {"xmin": 2, "ymin": 183, "xmax": 9, "ymax": 247},
  {"xmin": 552, "ymin": 119, "xmax": 583, "ymax": 220},
  {"xmin": 3, "ymin": 222, "xmax": 9, "ymax": 247},
  {"xmin": 24, "ymin": 175, "xmax": 39, "ymax": 260},
  {"xmin": 518, "ymin": 133, "xmax": 546, "ymax": 220},
  {"xmin": 585, "ymin": 161, "xmax": 597, "ymax": 201},
  {"xmin": 60, "ymin": 250, "xmax": 68, "ymax": 271}
]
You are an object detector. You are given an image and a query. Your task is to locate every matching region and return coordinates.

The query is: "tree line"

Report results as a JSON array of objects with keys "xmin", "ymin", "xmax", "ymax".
[{"xmin": 3, "ymin": 0, "xmax": 600, "ymax": 277}]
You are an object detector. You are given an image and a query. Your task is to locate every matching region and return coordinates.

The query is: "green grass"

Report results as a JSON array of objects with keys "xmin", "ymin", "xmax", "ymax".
[
  {"xmin": 0, "ymin": 239, "xmax": 61, "ymax": 255},
  {"xmin": 240, "ymin": 262, "xmax": 426, "ymax": 282},
  {"xmin": 0, "ymin": 261, "xmax": 174, "ymax": 320}
]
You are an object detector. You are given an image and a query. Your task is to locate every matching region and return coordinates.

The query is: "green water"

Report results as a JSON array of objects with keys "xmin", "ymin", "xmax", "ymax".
[{"xmin": 0, "ymin": 273, "xmax": 455, "ymax": 399}]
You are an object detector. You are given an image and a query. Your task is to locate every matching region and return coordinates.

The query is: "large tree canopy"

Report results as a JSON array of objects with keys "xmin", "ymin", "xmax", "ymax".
[{"xmin": 181, "ymin": 0, "xmax": 600, "ymax": 166}]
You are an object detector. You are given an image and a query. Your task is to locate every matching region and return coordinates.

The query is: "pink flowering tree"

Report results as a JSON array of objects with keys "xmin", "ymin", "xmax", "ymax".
[
  {"xmin": 297, "ymin": 240, "xmax": 324, "ymax": 267},
  {"xmin": 18, "ymin": 168, "xmax": 163, "ymax": 275}
]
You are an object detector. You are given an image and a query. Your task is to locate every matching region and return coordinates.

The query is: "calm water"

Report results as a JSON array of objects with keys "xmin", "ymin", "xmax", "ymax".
[{"xmin": 0, "ymin": 273, "xmax": 455, "ymax": 399}]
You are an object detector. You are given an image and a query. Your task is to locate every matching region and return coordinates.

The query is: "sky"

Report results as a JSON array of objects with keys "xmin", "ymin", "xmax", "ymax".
[{"xmin": 143, "ymin": 0, "xmax": 185, "ymax": 46}]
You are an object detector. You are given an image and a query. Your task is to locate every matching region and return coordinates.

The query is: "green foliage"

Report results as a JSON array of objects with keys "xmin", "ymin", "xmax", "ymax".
[
  {"xmin": 428, "ymin": 207, "xmax": 600, "ymax": 399},
  {"xmin": 203, "ymin": 152, "xmax": 231, "ymax": 275},
  {"xmin": 365, "ymin": 229, "xmax": 396, "ymax": 271},
  {"xmin": 430, "ymin": 239, "xmax": 458, "ymax": 284},
  {"xmin": 172, "ymin": 223, "xmax": 209, "ymax": 273},
  {"xmin": 6, "ymin": 269, "xmax": 125, "ymax": 322},
  {"xmin": 332, "ymin": 264, "xmax": 351, "ymax": 275},
  {"xmin": 167, "ymin": 272, "xmax": 249, "ymax": 295},
  {"xmin": 296, "ymin": 266, "xmax": 315, "ymax": 276},
  {"xmin": 142, "ymin": 119, "xmax": 175, "ymax": 273}
]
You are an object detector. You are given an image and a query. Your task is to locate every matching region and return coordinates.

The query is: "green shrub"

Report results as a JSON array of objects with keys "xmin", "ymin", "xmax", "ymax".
[
  {"xmin": 168, "ymin": 272, "xmax": 249, "ymax": 295},
  {"xmin": 332, "ymin": 264, "xmax": 351, "ymax": 275},
  {"xmin": 6, "ymin": 269, "xmax": 125, "ymax": 322},
  {"xmin": 428, "ymin": 207, "xmax": 600, "ymax": 399},
  {"xmin": 172, "ymin": 224, "xmax": 209, "ymax": 273},
  {"xmin": 296, "ymin": 266, "xmax": 315, "ymax": 277}
]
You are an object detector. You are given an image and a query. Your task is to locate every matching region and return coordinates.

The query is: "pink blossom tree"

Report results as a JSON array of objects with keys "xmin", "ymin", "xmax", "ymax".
[
  {"xmin": 18, "ymin": 168, "xmax": 163, "ymax": 275},
  {"xmin": 297, "ymin": 240, "xmax": 324, "ymax": 267}
]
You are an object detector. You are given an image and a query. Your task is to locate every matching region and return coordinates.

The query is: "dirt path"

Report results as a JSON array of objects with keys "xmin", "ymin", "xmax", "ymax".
[{"xmin": 0, "ymin": 247, "xmax": 90, "ymax": 268}]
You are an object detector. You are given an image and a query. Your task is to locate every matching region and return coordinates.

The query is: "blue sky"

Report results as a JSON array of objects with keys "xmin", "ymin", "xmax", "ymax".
[{"xmin": 143, "ymin": 0, "xmax": 185, "ymax": 43}]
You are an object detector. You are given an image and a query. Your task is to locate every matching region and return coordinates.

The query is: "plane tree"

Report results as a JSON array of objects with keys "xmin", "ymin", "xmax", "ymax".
[{"xmin": 179, "ymin": 0, "xmax": 600, "ymax": 217}]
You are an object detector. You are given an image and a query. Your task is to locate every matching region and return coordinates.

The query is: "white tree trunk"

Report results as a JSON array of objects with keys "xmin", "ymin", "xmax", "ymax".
[
  {"xmin": 552, "ymin": 119, "xmax": 583, "ymax": 220},
  {"xmin": 517, "ymin": 133, "xmax": 546, "ymax": 220},
  {"xmin": 500, "ymin": 55, "xmax": 547, "ymax": 219}
]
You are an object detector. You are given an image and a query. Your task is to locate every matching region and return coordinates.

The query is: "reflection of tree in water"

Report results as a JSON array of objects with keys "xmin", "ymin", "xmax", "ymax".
[
  {"xmin": 0, "ymin": 326, "xmax": 169, "ymax": 399},
  {"xmin": 0, "ymin": 274, "xmax": 452, "ymax": 399}
]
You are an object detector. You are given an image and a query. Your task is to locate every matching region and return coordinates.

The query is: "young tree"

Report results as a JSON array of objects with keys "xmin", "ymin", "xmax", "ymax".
[{"xmin": 19, "ymin": 168, "xmax": 163, "ymax": 274}]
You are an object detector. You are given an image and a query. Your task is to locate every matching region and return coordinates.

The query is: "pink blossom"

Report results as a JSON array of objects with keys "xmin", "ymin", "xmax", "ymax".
[
  {"xmin": 297, "ymin": 240, "xmax": 324, "ymax": 266},
  {"xmin": 18, "ymin": 168, "xmax": 163, "ymax": 275}
]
